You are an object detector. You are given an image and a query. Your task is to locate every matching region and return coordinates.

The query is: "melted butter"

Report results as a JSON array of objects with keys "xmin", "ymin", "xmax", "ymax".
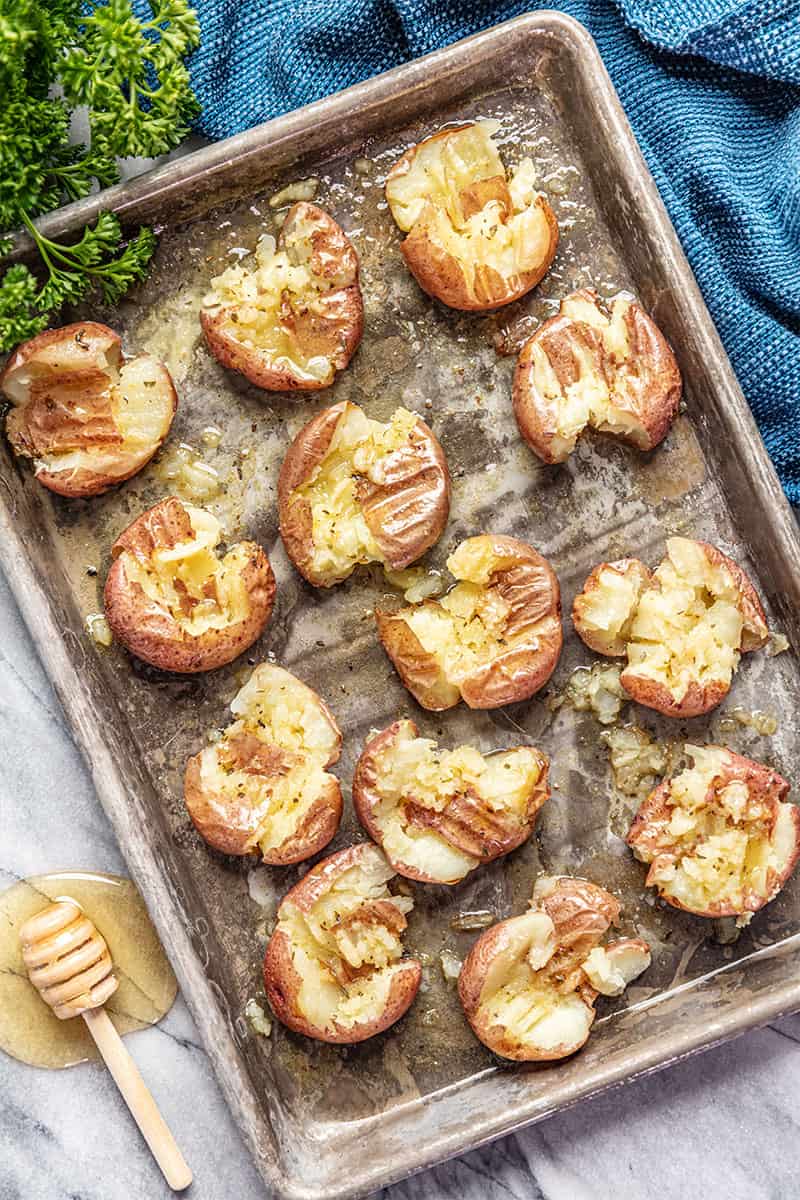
[
  {"xmin": 85, "ymin": 612, "xmax": 113, "ymax": 647},
  {"xmin": 155, "ymin": 442, "xmax": 220, "ymax": 501},
  {"xmin": 133, "ymin": 282, "xmax": 205, "ymax": 384},
  {"xmin": 0, "ymin": 871, "xmax": 177, "ymax": 1069},
  {"xmin": 634, "ymin": 416, "xmax": 706, "ymax": 507},
  {"xmin": 200, "ymin": 425, "xmax": 223, "ymax": 449},
  {"xmin": 717, "ymin": 707, "xmax": 779, "ymax": 736}
]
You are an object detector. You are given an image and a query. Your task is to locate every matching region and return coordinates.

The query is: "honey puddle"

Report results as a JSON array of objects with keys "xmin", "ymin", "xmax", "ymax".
[{"xmin": 0, "ymin": 871, "xmax": 177, "ymax": 1069}]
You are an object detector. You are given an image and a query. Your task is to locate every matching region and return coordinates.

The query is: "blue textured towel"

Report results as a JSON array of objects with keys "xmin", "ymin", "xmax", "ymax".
[{"xmin": 142, "ymin": 0, "xmax": 800, "ymax": 503}]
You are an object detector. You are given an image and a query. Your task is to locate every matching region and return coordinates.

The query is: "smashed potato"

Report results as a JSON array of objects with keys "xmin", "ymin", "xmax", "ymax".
[
  {"xmin": 184, "ymin": 664, "xmax": 342, "ymax": 863},
  {"xmin": 458, "ymin": 876, "xmax": 650, "ymax": 1061},
  {"xmin": 377, "ymin": 534, "xmax": 562, "ymax": 710},
  {"xmin": 1, "ymin": 322, "xmax": 176, "ymax": 497},
  {"xmin": 263, "ymin": 843, "xmax": 421, "ymax": 1043},
  {"xmin": 572, "ymin": 538, "xmax": 768, "ymax": 717},
  {"xmin": 513, "ymin": 290, "xmax": 681, "ymax": 463},
  {"xmin": 278, "ymin": 401, "xmax": 450, "ymax": 587},
  {"xmin": 628, "ymin": 745, "xmax": 800, "ymax": 919},
  {"xmin": 352, "ymin": 719, "xmax": 549, "ymax": 884},
  {"xmin": 385, "ymin": 121, "xmax": 558, "ymax": 311},
  {"xmin": 201, "ymin": 202, "xmax": 363, "ymax": 390},
  {"xmin": 104, "ymin": 497, "xmax": 274, "ymax": 672}
]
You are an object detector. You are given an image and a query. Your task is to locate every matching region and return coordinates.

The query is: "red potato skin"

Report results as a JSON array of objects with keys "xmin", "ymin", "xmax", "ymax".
[
  {"xmin": 457, "ymin": 914, "xmax": 596, "ymax": 1062},
  {"xmin": 375, "ymin": 609, "xmax": 460, "ymax": 711},
  {"xmin": 573, "ymin": 541, "xmax": 768, "ymax": 718},
  {"xmin": 183, "ymin": 746, "xmax": 343, "ymax": 865},
  {"xmin": 352, "ymin": 720, "xmax": 550, "ymax": 882},
  {"xmin": 277, "ymin": 401, "xmax": 451, "ymax": 587},
  {"xmin": 618, "ymin": 672, "xmax": 729, "ymax": 719},
  {"xmin": 386, "ymin": 127, "xmax": 559, "ymax": 312},
  {"xmin": 458, "ymin": 878, "xmax": 629, "ymax": 1062},
  {"xmin": 262, "ymin": 843, "xmax": 422, "ymax": 1043},
  {"xmin": 0, "ymin": 322, "xmax": 120, "ymax": 387},
  {"xmin": 201, "ymin": 202, "xmax": 363, "ymax": 392},
  {"xmin": 263, "ymin": 929, "xmax": 421, "ymax": 1044},
  {"xmin": 2, "ymin": 322, "xmax": 177, "ymax": 498},
  {"xmin": 627, "ymin": 750, "xmax": 800, "ymax": 917},
  {"xmin": 103, "ymin": 497, "xmax": 275, "ymax": 673},
  {"xmin": 400, "ymin": 194, "xmax": 559, "ymax": 312},
  {"xmin": 513, "ymin": 290, "xmax": 681, "ymax": 463},
  {"xmin": 377, "ymin": 535, "xmax": 562, "ymax": 711},
  {"xmin": 699, "ymin": 541, "xmax": 769, "ymax": 652}
]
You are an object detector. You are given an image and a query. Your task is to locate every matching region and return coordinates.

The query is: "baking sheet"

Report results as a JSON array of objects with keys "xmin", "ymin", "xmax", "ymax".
[{"xmin": 3, "ymin": 13, "xmax": 800, "ymax": 1199}]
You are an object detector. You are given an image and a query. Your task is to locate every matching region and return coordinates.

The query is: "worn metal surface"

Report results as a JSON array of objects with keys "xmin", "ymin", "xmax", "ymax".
[{"xmin": 2, "ymin": 13, "xmax": 800, "ymax": 1200}]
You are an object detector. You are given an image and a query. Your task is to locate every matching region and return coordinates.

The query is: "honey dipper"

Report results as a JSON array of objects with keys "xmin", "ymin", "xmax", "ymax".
[{"xmin": 19, "ymin": 898, "xmax": 192, "ymax": 1191}]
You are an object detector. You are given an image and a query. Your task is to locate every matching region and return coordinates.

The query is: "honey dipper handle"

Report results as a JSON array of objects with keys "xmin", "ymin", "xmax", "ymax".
[{"xmin": 82, "ymin": 1007, "xmax": 192, "ymax": 1191}]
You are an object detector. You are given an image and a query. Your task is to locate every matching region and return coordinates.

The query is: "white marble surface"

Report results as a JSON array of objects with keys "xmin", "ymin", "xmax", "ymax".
[{"xmin": 3, "ymin": 561, "xmax": 800, "ymax": 1200}]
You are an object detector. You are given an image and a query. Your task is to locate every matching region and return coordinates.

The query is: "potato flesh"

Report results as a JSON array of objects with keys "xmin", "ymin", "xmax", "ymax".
[
  {"xmin": 625, "ymin": 540, "xmax": 744, "ymax": 700},
  {"xmin": 121, "ymin": 506, "xmax": 250, "ymax": 636},
  {"xmin": 475, "ymin": 903, "xmax": 648, "ymax": 1053},
  {"xmin": 205, "ymin": 218, "xmax": 350, "ymax": 382},
  {"xmin": 477, "ymin": 912, "xmax": 594, "ymax": 1053},
  {"xmin": 370, "ymin": 722, "xmax": 544, "ymax": 879},
  {"xmin": 640, "ymin": 745, "xmax": 792, "ymax": 912},
  {"xmin": 387, "ymin": 123, "xmax": 552, "ymax": 281},
  {"xmin": 530, "ymin": 293, "xmax": 668, "ymax": 458},
  {"xmin": 403, "ymin": 539, "xmax": 526, "ymax": 682},
  {"xmin": 203, "ymin": 665, "xmax": 340, "ymax": 855},
  {"xmin": 582, "ymin": 943, "xmax": 651, "ymax": 997},
  {"xmin": 573, "ymin": 563, "xmax": 649, "ymax": 656},
  {"xmin": 231, "ymin": 665, "xmax": 339, "ymax": 761},
  {"xmin": 203, "ymin": 752, "xmax": 328, "ymax": 855},
  {"xmin": 280, "ymin": 851, "xmax": 414, "ymax": 1031},
  {"xmin": 297, "ymin": 405, "xmax": 419, "ymax": 580}
]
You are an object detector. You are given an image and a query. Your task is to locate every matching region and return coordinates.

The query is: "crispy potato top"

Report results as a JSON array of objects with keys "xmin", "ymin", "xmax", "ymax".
[
  {"xmin": 104, "ymin": 497, "xmax": 274, "ymax": 672},
  {"xmin": 353, "ymin": 719, "xmax": 549, "ymax": 884},
  {"xmin": 278, "ymin": 400, "xmax": 450, "ymax": 586},
  {"xmin": 628, "ymin": 745, "xmax": 800, "ymax": 919},
  {"xmin": 184, "ymin": 664, "xmax": 342, "ymax": 863},
  {"xmin": 201, "ymin": 202, "xmax": 363, "ymax": 390},
  {"xmin": 512, "ymin": 289, "xmax": 681, "ymax": 463},
  {"xmin": 573, "ymin": 538, "xmax": 768, "ymax": 716},
  {"xmin": 377, "ymin": 534, "xmax": 562, "ymax": 710},
  {"xmin": 458, "ymin": 876, "xmax": 650, "ymax": 1061},
  {"xmin": 263, "ymin": 842, "xmax": 421, "ymax": 1042},
  {"xmin": 1, "ymin": 322, "xmax": 176, "ymax": 497},
  {"xmin": 385, "ymin": 121, "xmax": 558, "ymax": 310}
]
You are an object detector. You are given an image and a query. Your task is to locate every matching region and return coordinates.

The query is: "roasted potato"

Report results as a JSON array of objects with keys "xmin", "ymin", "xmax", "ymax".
[
  {"xmin": 1, "ymin": 322, "xmax": 177, "ymax": 497},
  {"xmin": 628, "ymin": 744, "xmax": 800, "ymax": 920},
  {"xmin": 512, "ymin": 289, "xmax": 681, "ymax": 463},
  {"xmin": 201, "ymin": 202, "xmax": 363, "ymax": 390},
  {"xmin": 572, "ymin": 538, "xmax": 768, "ymax": 717},
  {"xmin": 458, "ymin": 876, "xmax": 650, "ymax": 1061},
  {"xmin": 278, "ymin": 401, "xmax": 450, "ymax": 587},
  {"xmin": 104, "ymin": 497, "xmax": 275, "ymax": 672},
  {"xmin": 185, "ymin": 664, "xmax": 342, "ymax": 863},
  {"xmin": 352, "ymin": 719, "xmax": 549, "ymax": 884},
  {"xmin": 377, "ymin": 534, "xmax": 562, "ymax": 710},
  {"xmin": 263, "ymin": 842, "xmax": 422, "ymax": 1043},
  {"xmin": 385, "ymin": 121, "xmax": 558, "ymax": 311}
]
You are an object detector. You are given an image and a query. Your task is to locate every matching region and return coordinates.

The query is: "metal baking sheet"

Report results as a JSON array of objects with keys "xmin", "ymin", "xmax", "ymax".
[{"xmin": 3, "ymin": 13, "xmax": 800, "ymax": 1199}]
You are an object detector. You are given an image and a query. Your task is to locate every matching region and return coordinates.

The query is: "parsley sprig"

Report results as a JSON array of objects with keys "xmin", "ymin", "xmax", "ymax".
[{"xmin": 0, "ymin": 0, "xmax": 200, "ymax": 353}]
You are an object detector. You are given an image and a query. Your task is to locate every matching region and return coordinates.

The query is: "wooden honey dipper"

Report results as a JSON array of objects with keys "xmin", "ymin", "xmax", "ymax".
[{"xmin": 20, "ymin": 898, "xmax": 192, "ymax": 1191}]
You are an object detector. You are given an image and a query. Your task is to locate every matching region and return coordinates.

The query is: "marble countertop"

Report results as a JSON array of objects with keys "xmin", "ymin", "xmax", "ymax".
[{"xmin": 3, "ymin": 560, "xmax": 800, "ymax": 1200}]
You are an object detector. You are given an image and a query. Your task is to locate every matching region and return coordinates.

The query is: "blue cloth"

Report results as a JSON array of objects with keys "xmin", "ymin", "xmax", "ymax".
[{"xmin": 151, "ymin": 0, "xmax": 800, "ymax": 503}]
